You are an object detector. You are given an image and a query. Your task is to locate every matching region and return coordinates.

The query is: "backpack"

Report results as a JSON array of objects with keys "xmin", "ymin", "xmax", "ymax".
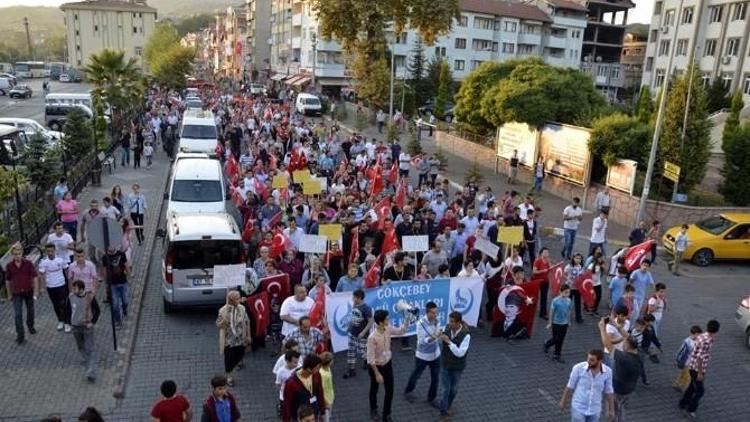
[{"xmin": 675, "ymin": 338, "xmax": 691, "ymax": 369}]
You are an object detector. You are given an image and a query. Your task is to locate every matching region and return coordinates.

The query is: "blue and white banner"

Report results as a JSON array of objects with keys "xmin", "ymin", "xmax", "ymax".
[{"xmin": 326, "ymin": 277, "xmax": 483, "ymax": 353}]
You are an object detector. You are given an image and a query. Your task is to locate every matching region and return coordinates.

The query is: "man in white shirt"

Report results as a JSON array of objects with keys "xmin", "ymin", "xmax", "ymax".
[
  {"xmin": 38, "ymin": 243, "xmax": 71, "ymax": 332},
  {"xmin": 589, "ymin": 209, "xmax": 609, "ymax": 256},
  {"xmin": 404, "ymin": 302, "xmax": 441, "ymax": 405},
  {"xmin": 559, "ymin": 349, "xmax": 615, "ymax": 422},
  {"xmin": 518, "ymin": 196, "xmax": 535, "ymax": 221},
  {"xmin": 430, "ymin": 194, "xmax": 448, "ymax": 221},
  {"xmin": 279, "ymin": 285, "xmax": 315, "ymax": 337},
  {"xmin": 398, "ymin": 151, "xmax": 412, "ymax": 178},
  {"xmin": 562, "ymin": 197, "xmax": 583, "ymax": 259},
  {"xmin": 282, "ymin": 218, "xmax": 305, "ymax": 250},
  {"xmin": 49, "ymin": 222, "xmax": 75, "ymax": 263},
  {"xmin": 459, "ymin": 207, "xmax": 480, "ymax": 236},
  {"xmin": 100, "ymin": 197, "xmax": 121, "ymax": 220}
]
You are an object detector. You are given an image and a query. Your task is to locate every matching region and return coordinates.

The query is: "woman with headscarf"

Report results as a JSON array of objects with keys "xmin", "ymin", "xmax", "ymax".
[{"xmin": 217, "ymin": 291, "xmax": 251, "ymax": 386}]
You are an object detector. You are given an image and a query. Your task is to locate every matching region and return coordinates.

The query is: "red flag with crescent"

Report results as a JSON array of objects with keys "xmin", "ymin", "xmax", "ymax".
[
  {"xmin": 308, "ymin": 283, "xmax": 326, "ymax": 329},
  {"xmin": 231, "ymin": 188, "xmax": 244, "ymax": 207},
  {"xmin": 246, "ymin": 291, "xmax": 270, "ymax": 337},
  {"xmin": 624, "ymin": 240, "xmax": 655, "ymax": 272},
  {"xmin": 575, "ymin": 270, "xmax": 596, "ymax": 309},
  {"xmin": 259, "ymin": 273, "xmax": 290, "ymax": 300},
  {"xmin": 381, "ymin": 226, "xmax": 400, "ymax": 255},
  {"xmin": 270, "ymin": 229, "xmax": 293, "ymax": 259},
  {"xmin": 255, "ymin": 178, "xmax": 269, "ymax": 201},
  {"xmin": 394, "ymin": 179, "xmax": 407, "ymax": 209},
  {"xmin": 370, "ymin": 167, "xmax": 384, "ymax": 197},
  {"xmin": 225, "ymin": 155, "xmax": 239, "ymax": 183},
  {"xmin": 363, "ymin": 255, "xmax": 382, "ymax": 288},
  {"xmin": 374, "ymin": 197, "xmax": 391, "ymax": 229},
  {"xmin": 491, "ymin": 282, "xmax": 538, "ymax": 338},
  {"xmin": 349, "ymin": 227, "xmax": 360, "ymax": 265},
  {"xmin": 547, "ymin": 262, "xmax": 566, "ymax": 298},
  {"xmin": 387, "ymin": 163, "xmax": 398, "ymax": 185},
  {"xmin": 241, "ymin": 219, "xmax": 256, "ymax": 243},
  {"xmin": 265, "ymin": 210, "xmax": 283, "ymax": 230}
]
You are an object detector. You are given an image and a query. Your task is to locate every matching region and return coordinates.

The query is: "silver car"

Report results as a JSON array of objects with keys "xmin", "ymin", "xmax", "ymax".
[{"xmin": 736, "ymin": 295, "xmax": 750, "ymax": 349}]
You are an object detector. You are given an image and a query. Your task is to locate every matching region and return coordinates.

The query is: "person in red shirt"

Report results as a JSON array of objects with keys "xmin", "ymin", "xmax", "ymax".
[
  {"xmin": 150, "ymin": 380, "xmax": 192, "ymax": 422},
  {"xmin": 4, "ymin": 244, "xmax": 40, "ymax": 344},
  {"xmin": 532, "ymin": 247, "xmax": 552, "ymax": 320},
  {"xmin": 438, "ymin": 209, "xmax": 458, "ymax": 232}
]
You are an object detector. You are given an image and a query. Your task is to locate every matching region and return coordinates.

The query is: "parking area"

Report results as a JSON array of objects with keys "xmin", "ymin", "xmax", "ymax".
[{"xmin": 0, "ymin": 78, "xmax": 94, "ymax": 123}]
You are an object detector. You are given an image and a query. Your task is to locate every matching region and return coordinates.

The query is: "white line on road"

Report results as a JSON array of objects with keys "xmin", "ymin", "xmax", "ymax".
[{"xmin": 538, "ymin": 387, "xmax": 558, "ymax": 407}]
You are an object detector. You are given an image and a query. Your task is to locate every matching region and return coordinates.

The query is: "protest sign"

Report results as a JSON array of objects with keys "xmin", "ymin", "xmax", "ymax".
[
  {"xmin": 212, "ymin": 264, "xmax": 246, "ymax": 287},
  {"xmin": 272, "ymin": 174, "xmax": 289, "ymax": 188},
  {"xmin": 303, "ymin": 179, "xmax": 322, "ymax": 195},
  {"xmin": 293, "ymin": 169, "xmax": 311, "ymax": 183},
  {"xmin": 402, "ymin": 235, "xmax": 429, "ymax": 252},
  {"xmin": 318, "ymin": 224, "xmax": 342, "ymax": 242},
  {"xmin": 497, "ymin": 226, "xmax": 524, "ymax": 245},
  {"xmin": 299, "ymin": 234, "xmax": 328, "ymax": 254},
  {"xmin": 474, "ymin": 237, "xmax": 500, "ymax": 258}
]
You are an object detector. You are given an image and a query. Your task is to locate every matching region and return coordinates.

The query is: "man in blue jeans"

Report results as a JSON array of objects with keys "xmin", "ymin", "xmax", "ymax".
[
  {"xmin": 102, "ymin": 247, "xmax": 129, "ymax": 329},
  {"xmin": 438, "ymin": 311, "xmax": 471, "ymax": 421},
  {"xmin": 562, "ymin": 197, "xmax": 583, "ymax": 259},
  {"xmin": 404, "ymin": 302, "xmax": 441, "ymax": 406}
]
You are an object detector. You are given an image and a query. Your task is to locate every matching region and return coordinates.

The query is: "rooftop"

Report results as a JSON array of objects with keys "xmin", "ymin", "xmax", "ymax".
[
  {"xmin": 60, "ymin": 0, "xmax": 157, "ymax": 13},
  {"xmin": 546, "ymin": 0, "xmax": 588, "ymax": 12},
  {"xmin": 459, "ymin": 0, "xmax": 552, "ymax": 22}
]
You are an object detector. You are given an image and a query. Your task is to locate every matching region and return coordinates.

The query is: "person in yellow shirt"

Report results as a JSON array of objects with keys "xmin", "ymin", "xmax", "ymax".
[{"xmin": 319, "ymin": 352, "xmax": 335, "ymax": 422}]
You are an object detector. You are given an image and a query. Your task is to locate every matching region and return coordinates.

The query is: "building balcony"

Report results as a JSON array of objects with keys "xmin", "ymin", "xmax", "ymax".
[
  {"xmin": 292, "ymin": 13, "xmax": 302, "ymax": 27},
  {"xmin": 543, "ymin": 35, "xmax": 567, "ymax": 49},
  {"xmin": 313, "ymin": 63, "xmax": 346, "ymax": 78},
  {"xmin": 518, "ymin": 33, "xmax": 541, "ymax": 45},
  {"xmin": 317, "ymin": 39, "xmax": 343, "ymax": 51}
]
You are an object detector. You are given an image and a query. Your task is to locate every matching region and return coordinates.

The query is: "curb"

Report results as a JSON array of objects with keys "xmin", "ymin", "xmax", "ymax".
[{"xmin": 111, "ymin": 158, "xmax": 171, "ymax": 399}]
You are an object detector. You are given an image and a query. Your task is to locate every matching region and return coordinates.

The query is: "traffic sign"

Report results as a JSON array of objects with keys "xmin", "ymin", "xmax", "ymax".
[{"xmin": 663, "ymin": 161, "xmax": 681, "ymax": 183}]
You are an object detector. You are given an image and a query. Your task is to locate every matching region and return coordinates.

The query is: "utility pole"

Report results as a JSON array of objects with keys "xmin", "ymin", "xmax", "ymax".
[
  {"xmin": 23, "ymin": 17, "xmax": 34, "ymax": 60},
  {"xmin": 388, "ymin": 36, "xmax": 395, "ymax": 120},
  {"xmin": 311, "ymin": 32, "xmax": 317, "ymax": 92}
]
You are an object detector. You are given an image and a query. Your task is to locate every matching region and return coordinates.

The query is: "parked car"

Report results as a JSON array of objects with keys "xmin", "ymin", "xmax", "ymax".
[
  {"xmin": 295, "ymin": 93, "xmax": 322, "ymax": 115},
  {"xmin": 9, "ymin": 85, "xmax": 32, "ymax": 99},
  {"xmin": 418, "ymin": 100, "xmax": 454, "ymax": 122},
  {"xmin": 0, "ymin": 73, "xmax": 17, "ymax": 85},
  {"xmin": 45, "ymin": 103, "xmax": 94, "ymax": 131},
  {"xmin": 249, "ymin": 83, "xmax": 267, "ymax": 96},
  {"xmin": 662, "ymin": 213, "xmax": 750, "ymax": 266},
  {"xmin": 736, "ymin": 294, "xmax": 750, "ymax": 350},
  {"xmin": 0, "ymin": 118, "xmax": 63, "ymax": 145},
  {"xmin": 0, "ymin": 77, "xmax": 15, "ymax": 95}
]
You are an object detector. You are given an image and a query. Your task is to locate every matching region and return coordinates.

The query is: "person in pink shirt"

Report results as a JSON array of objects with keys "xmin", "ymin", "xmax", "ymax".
[{"xmin": 56, "ymin": 191, "xmax": 79, "ymax": 241}]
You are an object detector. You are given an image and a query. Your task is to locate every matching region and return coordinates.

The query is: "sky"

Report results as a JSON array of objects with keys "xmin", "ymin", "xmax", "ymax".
[{"xmin": 4, "ymin": 0, "xmax": 656, "ymax": 24}]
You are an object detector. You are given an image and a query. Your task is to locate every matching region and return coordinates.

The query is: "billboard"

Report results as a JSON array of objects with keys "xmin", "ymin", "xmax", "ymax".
[
  {"xmin": 538, "ymin": 123, "xmax": 592, "ymax": 186},
  {"xmin": 496, "ymin": 122, "xmax": 538, "ymax": 168},
  {"xmin": 606, "ymin": 159, "xmax": 638, "ymax": 195}
]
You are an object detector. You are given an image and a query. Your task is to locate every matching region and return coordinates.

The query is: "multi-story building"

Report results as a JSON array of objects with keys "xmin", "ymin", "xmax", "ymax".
[
  {"xmin": 60, "ymin": 0, "xmax": 157, "ymax": 70},
  {"xmin": 266, "ymin": 0, "xmax": 587, "ymax": 94},
  {"xmin": 210, "ymin": 7, "xmax": 247, "ymax": 82},
  {"xmin": 245, "ymin": 0, "xmax": 272, "ymax": 82},
  {"xmin": 641, "ymin": 0, "xmax": 750, "ymax": 100},
  {"xmin": 621, "ymin": 23, "xmax": 648, "ymax": 96},
  {"xmin": 579, "ymin": 0, "xmax": 636, "ymax": 102}
]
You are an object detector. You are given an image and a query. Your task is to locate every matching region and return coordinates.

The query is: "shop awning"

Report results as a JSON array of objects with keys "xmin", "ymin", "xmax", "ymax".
[
  {"xmin": 292, "ymin": 76, "xmax": 312, "ymax": 86},
  {"xmin": 270, "ymin": 74, "xmax": 288, "ymax": 81},
  {"xmin": 284, "ymin": 75, "xmax": 303, "ymax": 85},
  {"xmin": 315, "ymin": 77, "xmax": 351, "ymax": 87}
]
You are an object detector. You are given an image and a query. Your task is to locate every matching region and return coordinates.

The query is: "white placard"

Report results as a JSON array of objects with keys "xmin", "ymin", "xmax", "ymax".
[
  {"xmin": 299, "ymin": 234, "xmax": 328, "ymax": 254},
  {"xmin": 402, "ymin": 235, "xmax": 429, "ymax": 252},
  {"xmin": 474, "ymin": 237, "xmax": 500, "ymax": 258},
  {"xmin": 213, "ymin": 264, "xmax": 246, "ymax": 287}
]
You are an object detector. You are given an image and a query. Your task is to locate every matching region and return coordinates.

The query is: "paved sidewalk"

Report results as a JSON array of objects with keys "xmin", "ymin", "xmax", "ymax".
[
  {"xmin": 329, "ymin": 114, "xmax": 633, "ymax": 247},
  {"xmin": 0, "ymin": 148, "xmax": 171, "ymax": 421}
]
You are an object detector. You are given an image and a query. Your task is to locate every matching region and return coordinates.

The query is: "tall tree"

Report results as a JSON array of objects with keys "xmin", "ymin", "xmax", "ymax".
[
  {"xmin": 62, "ymin": 108, "xmax": 94, "ymax": 161},
  {"xmin": 82, "ymin": 48, "xmax": 142, "ymax": 131},
  {"xmin": 634, "ymin": 86, "xmax": 654, "ymax": 123},
  {"xmin": 720, "ymin": 122, "xmax": 750, "ymax": 205},
  {"xmin": 407, "ymin": 37, "xmax": 428, "ymax": 104},
  {"xmin": 722, "ymin": 89, "xmax": 744, "ymax": 149},
  {"xmin": 705, "ymin": 77, "xmax": 730, "ymax": 112},
  {"xmin": 145, "ymin": 22, "xmax": 195, "ymax": 90},
  {"xmin": 350, "ymin": 40, "xmax": 390, "ymax": 110},
  {"xmin": 144, "ymin": 23, "xmax": 180, "ymax": 67},
  {"xmin": 658, "ymin": 65, "xmax": 712, "ymax": 193},
  {"xmin": 434, "ymin": 60, "xmax": 451, "ymax": 118}
]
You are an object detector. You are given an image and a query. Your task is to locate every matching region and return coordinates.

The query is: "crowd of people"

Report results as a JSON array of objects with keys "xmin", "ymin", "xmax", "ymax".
[{"xmin": 2, "ymin": 81, "xmax": 720, "ymax": 422}]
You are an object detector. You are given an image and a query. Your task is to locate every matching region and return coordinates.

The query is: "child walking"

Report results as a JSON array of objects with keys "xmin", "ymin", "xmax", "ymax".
[
  {"xmin": 673, "ymin": 325, "xmax": 702, "ymax": 392},
  {"xmin": 143, "ymin": 142, "xmax": 154, "ymax": 169},
  {"xmin": 543, "ymin": 284, "xmax": 572, "ymax": 362}
]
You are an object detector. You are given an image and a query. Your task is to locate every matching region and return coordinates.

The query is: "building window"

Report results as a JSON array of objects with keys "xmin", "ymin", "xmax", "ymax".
[
  {"xmin": 732, "ymin": 2, "xmax": 747, "ymax": 20},
  {"xmin": 394, "ymin": 32, "xmax": 407, "ymax": 44},
  {"xmin": 664, "ymin": 9, "xmax": 675, "ymax": 25},
  {"xmin": 75, "ymin": 30, "xmax": 79, "ymax": 36},
  {"xmin": 676, "ymin": 39, "xmax": 689, "ymax": 56},
  {"xmin": 709, "ymin": 5, "xmax": 723, "ymax": 23},
  {"xmin": 135, "ymin": 47, "xmax": 143, "ymax": 56},
  {"xmin": 394, "ymin": 55, "xmax": 406, "ymax": 68},
  {"xmin": 502, "ymin": 42, "xmax": 515, "ymax": 54},
  {"xmin": 597, "ymin": 65, "xmax": 608, "ymax": 77},
  {"xmin": 474, "ymin": 17, "xmax": 493, "ymax": 29},
  {"xmin": 454, "ymin": 38, "xmax": 466, "ymax": 49},
  {"xmin": 654, "ymin": 1, "xmax": 663, "ymax": 14},
  {"xmin": 133, "ymin": 26, "xmax": 138, "ymax": 34},
  {"xmin": 457, "ymin": 15, "xmax": 468, "ymax": 26},
  {"xmin": 655, "ymin": 69, "xmax": 666, "ymax": 86},
  {"xmin": 504, "ymin": 21, "xmax": 517, "ymax": 32},
  {"xmin": 611, "ymin": 66, "xmax": 620, "ymax": 80},
  {"xmin": 472, "ymin": 39, "xmax": 493, "ymax": 51},
  {"xmin": 743, "ymin": 73, "xmax": 750, "ymax": 94},
  {"xmin": 722, "ymin": 72, "xmax": 734, "ymax": 87},
  {"xmin": 681, "ymin": 7, "xmax": 694, "ymax": 23},
  {"xmin": 518, "ymin": 44, "xmax": 535, "ymax": 55},
  {"xmin": 645, "ymin": 56, "xmax": 654, "ymax": 71},
  {"xmin": 650, "ymin": 29, "xmax": 657, "ymax": 43},
  {"xmin": 520, "ymin": 24, "xmax": 536, "ymax": 34},
  {"xmin": 74, "ymin": 14, "xmax": 78, "ymax": 20},
  {"xmin": 570, "ymin": 29, "xmax": 581, "ymax": 38},
  {"xmin": 658, "ymin": 40, "xmax": 670, "ymax": 56},
  {"xmin": 704, "ymin": 39, "xmax": 717, "ymax": 56},
  {"xmin": 701, "ymin": 72, "xmax": 712, "ymax": 86},
  {"xmin": 434, "ymin": 46, "xmax": 446, "ymax": 57},
  {"xmin": 454, "ymin": 60, "xmax": 465, "ymax": 71},
  {"xmin": 727, "ymin": 38, "xmax": 741, "ymax": 56},
  {"xmin": 76, "ymin": 44, "xmax": 80, "ymax": 51},
  {"xmin": 470, "ymin": 60, "xmax": 483, "ymax": 70}
]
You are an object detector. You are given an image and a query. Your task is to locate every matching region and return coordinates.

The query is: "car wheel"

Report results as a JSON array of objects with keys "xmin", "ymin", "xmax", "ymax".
[
  {"xmin": 10, "ymin": 94, "xmax": 16, "ymax": 99},
  {"xmin": 163, "ymin": 298, "xmax": 174, "ymax": 314},
  {"xmin": 445, "ymin": 115, "xmax": 453, "ymax": 123},
  {"xmin": 50, "ymin": 122, "xmax": 61, "ymax": 131},
  {"xmin": 691, "ymin": 248, "xmax": 714, "ymax": 266}
]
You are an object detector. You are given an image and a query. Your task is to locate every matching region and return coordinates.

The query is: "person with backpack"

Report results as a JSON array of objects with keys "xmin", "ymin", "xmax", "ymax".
[
  {"xmin": 69, "ymin": 279, "xmax": 97, "ymax": 382},
  {"xmin": 673, "ymin": 325, "xmax": 703, "ymax": 392}
]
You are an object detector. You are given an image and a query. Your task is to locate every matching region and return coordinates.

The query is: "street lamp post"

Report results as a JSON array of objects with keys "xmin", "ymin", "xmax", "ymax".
[
  {"xmin": 311, "ymin": 32, "xmax": 317, "ymax": 92},
  {"xmin": 388, "ymin": 36, "xmax": 395, "ymax": 120}
]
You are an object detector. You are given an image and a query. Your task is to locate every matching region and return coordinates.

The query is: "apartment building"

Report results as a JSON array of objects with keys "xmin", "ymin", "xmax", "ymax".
[
  {"xmin": 60, "ymin": 0, "xmax": 157, "ymax": 70},
  {"xmin": 641, "ymin": 0, "xmax": 750, "ymax": 100},
  {"xmin": 245, "ymin": 0, "xmax": 272, "ymax": 81},
  {"xmin": 209, "ymin": 7, "xmax": 247, "ymax": 81},
  {"xmin": 265, "ymin": 0, "xmax": 587, "ymax": 94}
]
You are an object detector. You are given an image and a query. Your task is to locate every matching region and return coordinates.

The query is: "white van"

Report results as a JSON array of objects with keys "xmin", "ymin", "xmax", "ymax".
[
  {"xmin": 178, "ymin": 109, "xmax": 218, "ymax": 156},
  {"xmin": 45, "ymin": 93, "xmax": 93, "ymax": 109},
  {"xmin": 158, "ymin": 212, "xmax": 245, "ymax": 313},
  {"xmin": 165, "ymin": 153, "xmax": 227, "ymax": 216},
  {"xmin": 296, "ymin": 93, "xmax": 322, "ymax": 115}
]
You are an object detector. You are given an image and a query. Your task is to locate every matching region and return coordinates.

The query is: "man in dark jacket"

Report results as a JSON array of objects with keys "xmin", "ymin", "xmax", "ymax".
[
  {"xmin": 282, "ymin": 354, "xmax": 325, "ymax": 422},
  {"xmin": 201, "ymin": 375, "xmax": 240, "ymax": 422}
]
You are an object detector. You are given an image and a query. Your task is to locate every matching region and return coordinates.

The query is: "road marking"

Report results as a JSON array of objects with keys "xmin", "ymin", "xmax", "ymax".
[{"xmin": 538, "ymin": 388, "xmax": 557, "ymax": 407}]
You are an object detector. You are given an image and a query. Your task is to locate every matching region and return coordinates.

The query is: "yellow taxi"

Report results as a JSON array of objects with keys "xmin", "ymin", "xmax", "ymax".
[{"xmin": 662, "ymin": 213, "xmax": 750, "ymax": 266}]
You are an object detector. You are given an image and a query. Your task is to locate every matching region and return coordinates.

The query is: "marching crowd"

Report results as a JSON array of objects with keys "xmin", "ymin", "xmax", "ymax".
[{"xmin": 3, "ymin": 82, "xmax": 719, "ymax": 422}]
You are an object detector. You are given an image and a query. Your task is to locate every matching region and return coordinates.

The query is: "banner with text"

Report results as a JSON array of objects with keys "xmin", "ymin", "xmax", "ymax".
[{"xmin": 325, "ymin": 277, "xmax": 484, "ymax": 353}]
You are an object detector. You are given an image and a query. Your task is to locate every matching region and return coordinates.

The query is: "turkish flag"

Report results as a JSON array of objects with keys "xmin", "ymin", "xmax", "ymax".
[
  {"xmin": 547, "ymin": 262, "xmax": 566, "ymax": 298},
  {"xmin": 370, "ymin": 168, "xmax": 384, "ymax": 197},
  {"xmin": 231, "ymin": 188, "xmax": 244, "ymax": 207},
  {"xmin": 349, "ymin": 227, "xmax": 360, "ymax": 265},
  {"xmin": 387, "ymin": 163, "xmax": 398, "ymax": 185},
  {"xmin": 246, "ymin": 291, "xmax": 270, "ymax": 337},
  {"xmin": 270, "ymin": 229, "xmax": 293, "ymax": 259},
  {"xmin": 255, "ymin": 178, "xmax": 269, "ymax": 201},
  {"xmin": 364, "ymin": 255, "xmax": 383, "ymax": 288},
  {"xmin": 624, "ymin": 240, "xmax": 655, "ymax": 272},
  {"xmin": 492, "ymin": 282, "xmax": 538, "ymax": 338},
  {"xmin": 241, "ymin": 219, "xmax": 256, "ymax": 243},
  {"xmin": 381, "ymin": 227, "xmax": 400, "ymax": 255},
  {"xmin": 575, "ymin": 270, "xmax": 596, "ymax": 309},
  {"xmin": 225, "ymin": 155, "xmax": 239, "ymax": 183},
  {"xmin": 308, "ymin": 283, "xmax": 326, "ymax": 329},
  {"xmin": 265, "ymin": 210, "xmax": 283, "ymax": 230},
  {"xmin": 259, "ymin": 273, "xmax": 291, "ymax": 300},
  {"xmin": 394, "ymin": 180, "xmax": 408, "ymax": 209},
  {"xmin": 374, "ymin": 197, "xmax": 391, "ymax": 229}
]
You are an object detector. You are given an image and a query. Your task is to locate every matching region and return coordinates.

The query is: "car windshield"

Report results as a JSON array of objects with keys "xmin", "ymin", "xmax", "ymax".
[
  {"xmin": 181, "ymin": 124, "xmax": 216, "ymax": 139},
  {"xmin": 695, "ymin": 216, "xmax": 736, "ymax": 235},
  {"xmin": 171, "ymin": 179, "xmax": 223, "ymax": 202},
  {"xmin": 304, "ymin": 98, "xmax": 320, "ymax": 105},
  {"xmin": 171, "ymin": 240, "xmax": 242, "ymax": 269}
]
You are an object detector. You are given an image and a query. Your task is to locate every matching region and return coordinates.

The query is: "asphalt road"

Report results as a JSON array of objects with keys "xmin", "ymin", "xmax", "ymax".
[{"xmin": 0, "ymin": 78, "xmax": 94, "ymax": 123}]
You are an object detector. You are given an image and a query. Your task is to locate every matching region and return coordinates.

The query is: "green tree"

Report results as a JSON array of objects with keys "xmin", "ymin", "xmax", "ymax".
[
  {"xmin": 174, "ymin": 13, "xmax": 214, "ymax": 36},
  {"xmin": 634, "ymin": 86, "xmax": 654, "ymax": 123},
  {"xmin": 145, "ymin": 22, "xmax": 195, "ymax": 90},
  {"xmin": 722, "ymin": 89, "xmax": 744, "ymax": 149},
  {"xmin": 62, "ymin": 108, "xmax": 94, "ymax": 161},
  {"xmin": 705, "ymin": 77, "xmax": 730, "ymax": 112},
  {"xmin": 351, "ymin": 42, "xmax": 390, "ymax": 110},
  {"xmin": 145, "ymin": 23, "xmax": 180, "ymax": 68},
  {"xmin": 434, "ymin": 60, "xmax": 451, "ymax": 118},
  {"xmin": 407, "ymin": 37, "xmax": 428, "ymax": 105},
  {"xmin": 406, "ymin": 126, "xmax": 422, "ymax": 155},
  {"xmin": 454, "ymin": 60, "xmax": 531, "ymax": 134},
  {"xmin": 589, "ymin": 113, "xmax": 652, "ymax": 165},
  {"xmin": 464, "ymin": 160, "xmax": 484, "ymax": 185},
  {"xmin": 658, "ymin": 65, "xmax": 712, "ymax": 193},
  {"xmin": 83, "ymin": 48, "xmax": 142, "ymax": 132},
  {"xmin": 22, "ymin": 134, "xmax": 59, "ymax": 188},
  {"xmin": 720, "ymin": 122, "xmax": 750, "ymax": 205}
]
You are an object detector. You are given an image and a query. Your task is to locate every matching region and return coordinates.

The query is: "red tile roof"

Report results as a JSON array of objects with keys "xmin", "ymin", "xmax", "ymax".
[{"xmin": 459, "ymin": 0, "xmax": 552, "ymax": 22}]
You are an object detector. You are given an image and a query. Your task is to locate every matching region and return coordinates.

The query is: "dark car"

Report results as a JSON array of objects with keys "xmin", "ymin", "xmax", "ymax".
[
  {"xmin": 9, "ymin": 85, "xmax": 33, "ymax": 99},
  {"xmin": 45, "ymin": 104, "xmax": 94, "ymax": 131},
  {"xmin": 418, "ymin": 100, "xmax": 454, "ymax": 122}
]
